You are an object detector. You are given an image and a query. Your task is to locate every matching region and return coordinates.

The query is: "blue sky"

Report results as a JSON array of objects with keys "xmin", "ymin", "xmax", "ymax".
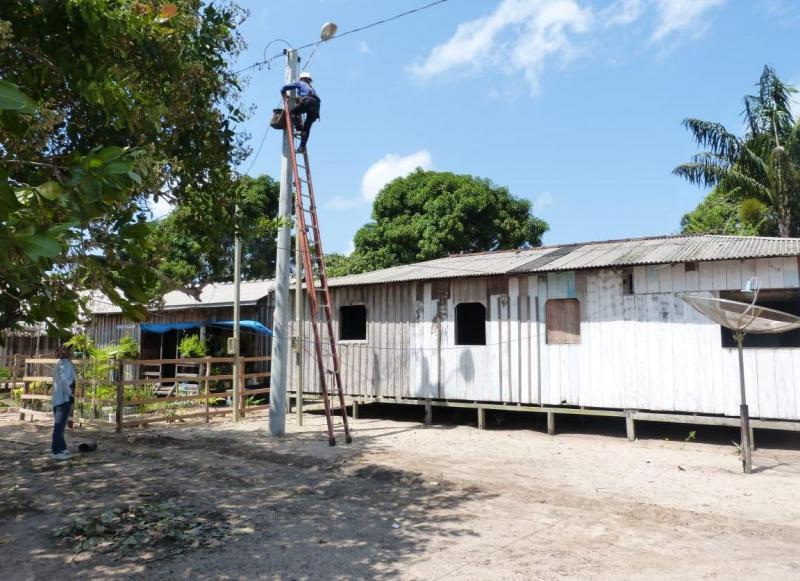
[{"xmin": 229, "ymin": 0, "xmax": 800, "ymax": 254}]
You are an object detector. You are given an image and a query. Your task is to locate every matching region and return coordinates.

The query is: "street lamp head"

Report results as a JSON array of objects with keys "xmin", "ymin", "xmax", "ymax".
[{"xmin": 320, "ymin": 22, "xmax": 338, "ymax": 41}]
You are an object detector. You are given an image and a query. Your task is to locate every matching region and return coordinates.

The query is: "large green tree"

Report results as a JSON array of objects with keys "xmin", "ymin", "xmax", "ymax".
[
  {"xmin": 148, "ymin": 174, "xmax": 280, "ymax": 285},
  {"xmin": 676, "ymin": 66, "xmax": 800, "ymax": 237},
  {"xmin": 0, "ymin": 1, "xmax": 247, "ymax": 335},
  {"xmin": 337, "ymin": 170, "xmax": 548, "ymax": 274}
]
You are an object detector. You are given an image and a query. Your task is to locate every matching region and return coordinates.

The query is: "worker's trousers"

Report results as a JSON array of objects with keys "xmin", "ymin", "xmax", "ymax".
[{"xmin": 291, "ymin": 97, "xmax": 320, "ymax": 149}]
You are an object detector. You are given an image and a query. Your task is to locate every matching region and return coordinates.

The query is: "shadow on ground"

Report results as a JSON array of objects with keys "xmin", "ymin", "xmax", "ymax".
[{"xmin": 0, "ymin": 419, "xmax": 490, "ymax": 580}]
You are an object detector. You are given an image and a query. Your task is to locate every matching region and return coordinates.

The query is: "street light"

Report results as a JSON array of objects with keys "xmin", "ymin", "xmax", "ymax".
[{"xmin": 320, "ymin": 22, "xmax": 338, "ymax": 41}]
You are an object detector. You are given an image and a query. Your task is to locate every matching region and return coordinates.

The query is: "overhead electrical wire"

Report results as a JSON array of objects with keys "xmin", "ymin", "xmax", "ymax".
[{"xmin": 234, "ymin": 0, "xmax": 453, "ymax": 75}]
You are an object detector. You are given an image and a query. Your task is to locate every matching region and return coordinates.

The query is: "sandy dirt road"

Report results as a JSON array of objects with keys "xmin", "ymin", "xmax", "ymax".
[{"xmin": 1, "ymin": 408, "xmax": 799, "ymax": 580}]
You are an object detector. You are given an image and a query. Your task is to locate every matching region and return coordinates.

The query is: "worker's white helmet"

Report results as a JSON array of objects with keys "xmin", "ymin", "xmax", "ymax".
[{"xmin": 299, "ymin": 71, "xmax": 313, "ymax": 82}]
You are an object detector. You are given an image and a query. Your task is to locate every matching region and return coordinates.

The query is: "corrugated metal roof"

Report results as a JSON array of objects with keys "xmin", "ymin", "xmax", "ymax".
[
  {"xmin": 85, "ymin": 235, "xmax": 800, "ymax": 307},
  {"xmin": 85, "ymin": 280, "xmax": 274, "ymax": 315},
  {"xmin": 327, "ymin": 235, "xmax": 800, "ymax": 287}
]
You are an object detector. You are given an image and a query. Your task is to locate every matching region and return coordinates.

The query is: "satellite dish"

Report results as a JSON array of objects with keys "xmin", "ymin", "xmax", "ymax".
[
  {"xmin": 681, "ymin": 290, "xmax": 800, "ymax": 474},
  {"xmin": 682, "ymin": 294, "xmax": 800, "ymax": 335},
  {"xmin": 320, "ymin": 22, "xmax": 338, "ymax": 41}
]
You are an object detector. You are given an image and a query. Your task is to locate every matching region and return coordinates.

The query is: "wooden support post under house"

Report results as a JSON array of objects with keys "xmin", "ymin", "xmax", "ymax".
[
  {"xmin": 204, "ymin": 359, "xmax": 211, "ymax": 423},
  {"xmin": 750, "ymin": 426, "xmax": 756, "ymax": 451},
  {"xmin": 424, "ymin": 402, "xmax": 433, "ymax": 425},
  {"xmin": 477, "ymin": 407, "xmax": 486, "ymax": 430},
  {"xmin": 352, "ymin": 400, "xmax": 359, "ymax": 420},
  {"xmin": 547, "ymin": 412, "xmax": 556, "ymax": 435},
  {"xmin": 114, "ymin": 358, "xmax": 124, "ymax": 433},
  {"xmin": 626, "ymin": 413, "xmax": 636, "ymax": 442}
]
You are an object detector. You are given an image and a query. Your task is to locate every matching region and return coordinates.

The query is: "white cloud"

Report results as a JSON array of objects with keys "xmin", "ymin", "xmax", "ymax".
[
  {"xmin": 361, "ymin": 150, "xmax": 433, "ymax": 201},
  {"xmin": 534, "ymin": 192, "xmax": 554, "ymax": 212},
  {"xmin": 359, "ymin": 40, "xmax": 370, "ymax": 54},
  {"xmin": 326, "ymin": 195, "xmax": 363, "ymax": 210},
  {"xmin": 652, "ymin": 0, "xmax": 724, "ymax": 41},
  {"xmin": 602, "ymin": 0, "xmax": 643, "ymax": 27},
  {"xmin": 408, "ymin": 0, "xmax": 592, "ymax": 93}
]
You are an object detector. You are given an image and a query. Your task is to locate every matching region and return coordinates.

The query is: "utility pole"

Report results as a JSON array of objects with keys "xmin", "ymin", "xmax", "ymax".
[
  {"xmin": 295, "ymin": 240, "xmax": 304, "ymax": 426},
  {"xmin": 232, "ymin": 202, "xmax": 242, "ymax": 422},
  {"xmin": 269, "ymin": 48, "xmax": 298, "ymax": 436}
]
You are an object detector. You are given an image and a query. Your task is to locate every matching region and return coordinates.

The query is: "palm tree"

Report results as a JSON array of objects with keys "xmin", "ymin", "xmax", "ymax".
[{"xmin": 675, "ymin": 66, "xmax": 800, "ymax": 237}]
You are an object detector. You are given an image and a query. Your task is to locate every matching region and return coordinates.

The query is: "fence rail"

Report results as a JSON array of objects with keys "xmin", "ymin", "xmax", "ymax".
[{"xmin": 16, "ymin": 356, "xmax": 271, "ymax": 431}]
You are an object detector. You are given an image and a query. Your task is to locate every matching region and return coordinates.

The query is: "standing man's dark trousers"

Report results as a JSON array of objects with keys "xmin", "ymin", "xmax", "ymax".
[
  {"xmin": 52, "ymin": 400, "xmax": 72, "ymax": 455},
  {"xmin": 290, "ymin": 96, "xmax": 320, "ymax": 152}
]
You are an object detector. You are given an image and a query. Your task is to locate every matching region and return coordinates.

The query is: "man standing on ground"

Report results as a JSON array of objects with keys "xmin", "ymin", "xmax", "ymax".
[
  {"xmin": 281, "ymin": 71, "xmax": 321, "ymax": 154},
  {"xmin": 51, "ymin": 345, "xmax": 75, "ymax": 460}
]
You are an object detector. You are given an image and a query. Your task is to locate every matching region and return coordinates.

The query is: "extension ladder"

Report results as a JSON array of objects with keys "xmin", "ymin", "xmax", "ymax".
[{"xmin": 283, "ymin": 95, "xmax": 352, "ymax": 446}]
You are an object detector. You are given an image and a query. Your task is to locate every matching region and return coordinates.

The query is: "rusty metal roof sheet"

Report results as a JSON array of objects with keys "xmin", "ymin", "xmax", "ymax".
[{"xmin": 327, "ymin": 235, "xmax": 800, "ymax": 287}]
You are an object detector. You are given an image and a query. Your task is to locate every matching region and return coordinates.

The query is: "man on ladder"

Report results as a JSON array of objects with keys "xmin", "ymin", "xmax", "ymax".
[{"xmin": 281, "ymin": 71, "xmax": 320, "ymax": 154}]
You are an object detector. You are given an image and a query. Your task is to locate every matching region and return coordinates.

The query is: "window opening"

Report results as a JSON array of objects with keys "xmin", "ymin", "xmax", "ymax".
[
  {"xmin": 455, "ymin": 302, "xmax": 486, "ymax": 345},
  {"xmin": 339, "ymin": 305, "xmax": 367, "ymax": 341}
]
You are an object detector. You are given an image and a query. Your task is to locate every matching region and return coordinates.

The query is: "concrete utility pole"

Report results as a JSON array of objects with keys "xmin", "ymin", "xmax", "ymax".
[
  {"xmin": 232, "ymin": 204, "xmax": 242, "ymax": 422},
  {"xmin": 295, "ymin": 242, "xmax": 304, "ymax": 426},
  {"xmin": 269, "ymin": 48, "xmax": 298, "ymax": 436}
]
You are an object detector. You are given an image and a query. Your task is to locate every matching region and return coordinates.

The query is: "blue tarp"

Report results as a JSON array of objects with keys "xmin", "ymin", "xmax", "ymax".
[
  {"xmin": 211, "ymin": 320, "xmax": 273, "ymax": 336},
  {"xmin": 140, "ymin": 322, "xmax": 203, "ymax": 334},
  {"xmin": 140, "ymin": 320, "xmax": 272, "ymax": 336}
]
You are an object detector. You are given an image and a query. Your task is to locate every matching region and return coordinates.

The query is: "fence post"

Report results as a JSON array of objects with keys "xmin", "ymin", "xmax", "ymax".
[
  {"xmin": 10, "ymin": 354, "xmax": 18, "ymax": 392},
  {"xmin": 204, "ymin": 358, "xmax": 211, "ymax": 423},
  {"xmin": 114, "ymin": 357, "xmax": 123, "ymax": 433},
  {"xmin": 19, "ymin": 358, "xmax": 28, "ymax": 421}
]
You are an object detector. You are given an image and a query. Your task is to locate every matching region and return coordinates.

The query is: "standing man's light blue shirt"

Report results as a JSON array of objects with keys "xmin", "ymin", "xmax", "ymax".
[{"xmin": 52, "ymin": 358, "xmax": 75, "ymax": 407}]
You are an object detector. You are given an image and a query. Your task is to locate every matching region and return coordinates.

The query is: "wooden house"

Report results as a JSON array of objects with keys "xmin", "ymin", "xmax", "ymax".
[
  {"xmin": 85, "ymin": 280, "xmax": 274, "ymax": 368},
  {"xmin": 291, "ymin": 234, "xmax": 800, "ymax": 430}
]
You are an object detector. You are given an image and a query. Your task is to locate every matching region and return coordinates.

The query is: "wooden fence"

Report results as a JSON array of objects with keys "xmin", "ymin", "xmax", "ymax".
[
  {"xmin": 17, "ymin": 356, "xmax": 270, "ymax": 431},
  {"xmin": 1, "ymin": 355, "xmax": 25, "ymax": 391}
]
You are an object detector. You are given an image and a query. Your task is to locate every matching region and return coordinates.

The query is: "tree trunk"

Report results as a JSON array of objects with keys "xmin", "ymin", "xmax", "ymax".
[{"xmin": 778, "ymin": 208, "xmax": 792, "ymax": 238}]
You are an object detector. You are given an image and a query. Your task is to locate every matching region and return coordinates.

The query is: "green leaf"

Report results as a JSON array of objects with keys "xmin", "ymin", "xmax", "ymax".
[
  {"xmin": 102, "ymin": 160, "xmax": 133, "ymax": 175},
  {"xmin": 0, "ymin": 80, "xmax": 35, "ymax": 112},
  {"xmin": 47, "ymin": 220, "xmax": 80, "ymax": 237},
  {"xmin": 36, "ymin": 181, "xmax": 62, "ymax": 201},
  {"xmin": 17, "ymin": 233, "xmax": 62, "ymax": 260},
  {"xmin": 97, "ymin": 146, "xmax": 126, "ymax": 161},
  {"xmin": 0, "ymin": 170, "xmax": 20, "ymax": 218}
]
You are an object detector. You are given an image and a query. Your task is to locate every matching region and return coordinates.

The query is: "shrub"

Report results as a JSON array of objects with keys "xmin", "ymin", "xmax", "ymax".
[{"xmin": 178, "ymin": 334, "xmax": 207, "ymax": 358}]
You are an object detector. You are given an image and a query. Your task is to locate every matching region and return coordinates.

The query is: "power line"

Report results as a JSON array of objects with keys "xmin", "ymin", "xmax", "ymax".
[{"xmin": 234, "ymin": 0, "xmax": 453, "ymax": 75}]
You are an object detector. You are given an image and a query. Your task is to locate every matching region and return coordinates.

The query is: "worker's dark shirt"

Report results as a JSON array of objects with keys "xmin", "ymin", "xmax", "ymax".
[{"xmin": 281, "ymin": 80, "xmax": 320, "ymax": 101}]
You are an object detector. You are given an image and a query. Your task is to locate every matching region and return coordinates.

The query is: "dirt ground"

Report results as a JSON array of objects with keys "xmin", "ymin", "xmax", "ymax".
[{"xmin": 2, "ymin": 405, "xmax": 800, "ymax": 580}]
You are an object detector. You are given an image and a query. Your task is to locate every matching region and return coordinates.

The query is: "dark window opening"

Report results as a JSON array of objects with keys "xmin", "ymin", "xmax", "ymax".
[
  {"xmin": 455, "ymin": 302, "xmax": 486, "ymax": 345},
  {"xmin": 622, "ymin": 269, "xmax": 634, "ymax": 295},
  {"xmin": 546, "ymin": 299, "xmax": 581, "ymax": 344},
  {"xmin": 720, "ymin": 289, "xmax": 800, "ymax": 348},
  {"xmin": 685, "ymin": 262, "xmax": 698, "ymax": 273},
  {"xmin": 339, "ymin": 305, "xmax": 367, "ymax": 341}
]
